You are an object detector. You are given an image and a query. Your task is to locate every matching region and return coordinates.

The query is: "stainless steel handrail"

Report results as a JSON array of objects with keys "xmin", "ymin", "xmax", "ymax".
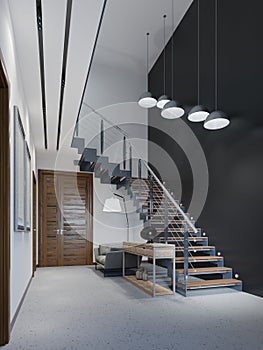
[
  {"xmin": 142, "ymin": 160, "xmax": 198, "ymax": 234},
  {"xmin": 82, "ymin": 102, "xmax": 129, "ymax": 137}
]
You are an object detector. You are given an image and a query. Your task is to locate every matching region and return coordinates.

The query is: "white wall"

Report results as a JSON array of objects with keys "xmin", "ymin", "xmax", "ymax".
[
  {"xmin": 36, "ymin": 53, "xmax": 149, "ymax": 251},
  {"xmin": 93, "ymin": 177, "xmax": 144, "ymax": 250},
  {"xmin": 36, "ymin": 148, "xmax": 144, "ymax": 258},
  {"xmin": 0, "ymin": 0, "xmax": 36, "ymax": 321}
]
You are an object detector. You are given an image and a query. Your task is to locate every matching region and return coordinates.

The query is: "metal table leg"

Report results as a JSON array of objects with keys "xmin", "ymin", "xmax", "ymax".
[
  {"xmin": 153, "ymin": 248, "xmax": 156, "ymax": 297},
  {"xmin": 122, "ymin": 251, "xmax": 125, "ymax": 277},
  {"xmin": 173, "ymin": 246, "xmax": 176, "ymax": 294}
]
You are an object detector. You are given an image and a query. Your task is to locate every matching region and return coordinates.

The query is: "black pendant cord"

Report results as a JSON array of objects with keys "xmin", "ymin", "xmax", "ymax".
[
  {"xmin": 171, "ymin": 0, "xmax": 174, "ymax": 99},
  {"xmin": 146, "ymin": 33, "xmax": 149, "ymax": 91},
  {"xmin": 215, "ymin": 0, "xmax": 218, "ymax": 110},
  {"xmin": 197, "ymin": 0, "xmax": 200, "ymax": 105},
  {"xmin": 163, "ymin": 15, "xmax": 167, "ymax": 95}
]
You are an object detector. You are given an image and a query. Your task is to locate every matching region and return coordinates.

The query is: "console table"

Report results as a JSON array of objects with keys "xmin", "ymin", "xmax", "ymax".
[{"xmin": 122, "ymin": 242, "xmax": 176, "ymax": 297}]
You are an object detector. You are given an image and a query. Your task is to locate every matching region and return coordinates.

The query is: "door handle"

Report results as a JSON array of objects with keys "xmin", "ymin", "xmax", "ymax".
[{"xmin": 53, "ymin": 229, "xmax": 65, "ymax": 235}]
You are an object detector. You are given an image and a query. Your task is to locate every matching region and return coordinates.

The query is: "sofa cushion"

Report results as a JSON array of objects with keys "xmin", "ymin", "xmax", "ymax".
[
  {"xmin": 110, "ymin": 247, "xmax": 122, "ymax": 252},
  {"xmin": 99, "ymin": 245, "xmax": 111, "ymax": 255},
  {"xmin": 96, "ymin": 255, "xmax": 106, "ymax": 265}
]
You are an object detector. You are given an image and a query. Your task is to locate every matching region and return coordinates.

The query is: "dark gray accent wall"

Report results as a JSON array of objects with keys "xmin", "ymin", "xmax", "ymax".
[{"xmin": 148, "ymin": 0, "xmax": 263, "ymax": 297}]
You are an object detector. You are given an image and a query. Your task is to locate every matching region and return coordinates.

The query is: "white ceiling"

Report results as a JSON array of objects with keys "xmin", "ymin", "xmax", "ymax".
[{"xmin": 8, "ymin": 0, "xmax": 193, "ymax": 155}]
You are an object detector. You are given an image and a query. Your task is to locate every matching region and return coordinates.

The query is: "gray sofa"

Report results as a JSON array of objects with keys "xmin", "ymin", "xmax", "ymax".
[{"xmin": 94, "ymin": 245, "xmax": 140, "ymax": 277}]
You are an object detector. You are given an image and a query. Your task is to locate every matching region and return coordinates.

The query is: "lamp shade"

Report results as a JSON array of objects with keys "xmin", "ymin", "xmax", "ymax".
[
  {"xmin": 103, "ymin": 197, "xmax": 122, "ymax": 212},
  {"xmin": 161, "ymin": 100, "xmax": 185, "ymax": 119},
  {"xmin": 203, "ymin": 110, "xmax": 230, "ymax": 130},
  {"xmin": 188, "ymin": 105, "xmax": 210, "ymax": 122},
  {"xmin": 157, "ymin": 95, "xmax": 170, "ymax": 109},
  {"xmin": 140, "ymin": 226, "xmax": 158, "ymax": 241},
  {"xmin": 138, "ymin": 91, "xmax": 157, "ymax": 108}
]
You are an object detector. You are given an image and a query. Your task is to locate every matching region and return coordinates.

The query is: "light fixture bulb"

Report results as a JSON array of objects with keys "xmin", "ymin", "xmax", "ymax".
[
  {"xmin": 188, "ymin": 105, "xmax": 210, "ymax": 122},
  {"xmin": 138, "ymin": 91, "xmax": 157, "ymax": 108},
  {"xmin": 157, "ymin": 95, "xmax": 170, "ymax": 109},
  {"xmin": 204, "ymin": 110, "xmax": 230, "ymax": 130},
  {"xmin": 161, "ymin": 100, "xmax": 185, "ymax": 119}
]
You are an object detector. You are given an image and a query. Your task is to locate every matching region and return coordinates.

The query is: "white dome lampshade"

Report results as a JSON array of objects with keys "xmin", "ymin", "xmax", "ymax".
[
  {"xmin": 203, "ymin": 110, "xmax": 230, "ymax": 130},
  {"xmin": 161, "ymin": 100, "xmax": 185, "ymax": 119},
  {"xmin": 138, "ymin": 91, "xmax": 157, "ymax": 108},
  {"xmin": 188, "ymin": 105, "xmax": 210, "ymax": 122},
  {"xmin": 157, "ymin": 95, "xmax": 170, "ymax": 109},
  {"xmin": 103, "ymin": 197, "xmax": 122, "ymax": 212}
]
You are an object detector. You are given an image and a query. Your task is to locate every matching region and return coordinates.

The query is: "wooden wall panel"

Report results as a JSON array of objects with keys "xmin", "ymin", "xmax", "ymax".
[
  {"xmin": 39, "ymin": 170, "xmax": 93, "ymax": 267},
  {"xmin": 0, "ymin": 59, "xmax": 10, "ymax": 345},
  {"xmin": 32, "ymin": 172, "xmax": 37, "ymax": 276}
]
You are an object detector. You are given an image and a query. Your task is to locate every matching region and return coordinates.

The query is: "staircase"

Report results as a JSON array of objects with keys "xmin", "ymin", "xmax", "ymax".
[{"xmin": 71, "ymin": 112, "xmax": 242, "ymax": 297}]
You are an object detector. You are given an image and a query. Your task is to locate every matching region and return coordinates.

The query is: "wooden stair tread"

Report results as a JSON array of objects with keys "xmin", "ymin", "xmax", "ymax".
[
  {"xmin": 176, "ymin": 256, "xmax": 223, "ymax": 262},
  {"xmin": 176, "ymin": 267, "xmax": 232, "ymax": 274},
  {"xmin": 185, "ymin": 279, "xmax": 242, "ymax": 288},
  {"xmin": 156, "ymin": 227, "xmax": 200, "ymax": 231},
  {"xmin": 151, "ymin": 219, "xmax": 194, "ymax": 223},
  {"xmin": 159, "ymin": 236, "xmax": 205, "ymax": 241},
  {"xmin": 176, "ymin": 246, "xmax": 215, "ymax": 250},
  {"xmin": 143, "ymin": 210, "xmax": 183, "ymax": 213},
  {"xmin": 142, "ymin": 209, "xmax": 183, "ymax": 211}
]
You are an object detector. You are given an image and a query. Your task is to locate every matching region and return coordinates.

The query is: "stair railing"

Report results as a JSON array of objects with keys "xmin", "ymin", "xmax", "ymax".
[
  {"xmin": 142, "ymin": 160, "xmax": 198, "ymax": 234},
  {"xmin": 73, "ymin": 104, "xmax": 200, "ymax": 290}
]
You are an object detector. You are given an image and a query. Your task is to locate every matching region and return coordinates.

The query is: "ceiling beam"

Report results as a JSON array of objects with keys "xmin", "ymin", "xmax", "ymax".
[
  {"xmin": 36, "ymin": 0, "xmax": 48, "ymax": 149},
  {"xmin": 56, "ymin": 0, "xmax": 73, "ymax": 151}
]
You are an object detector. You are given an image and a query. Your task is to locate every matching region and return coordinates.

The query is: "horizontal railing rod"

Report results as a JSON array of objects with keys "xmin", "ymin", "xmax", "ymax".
[
  {"xmin": 83, "ymin": 102, "xmax": 129, "ymax": 137},
  {"xmin": 142, "ymin": 160, "xmax": 198, "ymax": 234}
]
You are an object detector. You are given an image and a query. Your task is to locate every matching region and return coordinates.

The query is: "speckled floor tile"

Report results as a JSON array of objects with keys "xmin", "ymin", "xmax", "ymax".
[{"xmin": 3, "ymin": 266, "xmax": 263, "ymax": 350}]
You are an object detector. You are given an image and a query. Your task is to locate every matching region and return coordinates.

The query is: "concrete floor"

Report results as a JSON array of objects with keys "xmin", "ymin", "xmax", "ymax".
[{"xmin": 4, "ymin": 266, "xmax": 263, "ymax": 350}]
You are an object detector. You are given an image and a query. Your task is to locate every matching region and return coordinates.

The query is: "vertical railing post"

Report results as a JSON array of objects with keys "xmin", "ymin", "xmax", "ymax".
[
  {"xmin": 123, "ymin": 136, "xmax": 126, "ymax": 170},
  {"xmin": 138, "ymin": 159, "xmax": 142, "ymax": 179},
  {"xmin": 164, "ymin": 192, "xmax": 168, "ymax": 243},
  {"xmin": 100, "ymin": 119, "xmax": 104, "ymax": 155},
  {"xmin": 149, "ymin": 174, "xmax": 154, "ymax": 221},
  {"xmin": 75, "ymin": 119, "xmax": 79, "ymax": 137},
  {"xmin": 129, "ymin": 146, "xmax": 132, "ymax": 177},
  {"xmin": 184, "ymin": 224, "xmax": 189, "ymax": 296}
]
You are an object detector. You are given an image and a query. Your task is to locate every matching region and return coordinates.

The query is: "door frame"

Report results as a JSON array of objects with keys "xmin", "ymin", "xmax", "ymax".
[
  {"xmin": 38, "ymin": 169, "xmax": 93, "ymax": 267},
  {"xmin": 32, "ymin": 171, "xmax": 37, "ymax": 276},
  {"xmin": 0, "ymin": 56, "xmax": 10, "ymax": 345}
]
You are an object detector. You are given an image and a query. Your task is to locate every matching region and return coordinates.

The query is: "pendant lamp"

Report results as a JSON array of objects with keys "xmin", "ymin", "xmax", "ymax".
[
  {"xmin": 204, "ymin": 0, "xmax": 230, "ymax": 130},
  {"xmin": 157, "ymin": 15, "xmax": 170, "ymax": 109},
  {"xmin": 203, "ymin": 110, "xmax": 230, "ymax": 130},
  {"xmin": 138, "ymin": 33, "xmax": 157, "ymax": 108},
  {"xmin": 188, "ymin": 0, "xmax": 209, "ymax": 122},
  {"xmin": 161, "ymin": 0, "xmax": 184, "ymax": 119}
]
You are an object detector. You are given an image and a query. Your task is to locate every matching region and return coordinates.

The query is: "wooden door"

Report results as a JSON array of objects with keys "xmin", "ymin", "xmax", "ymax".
[
  {"xmin": 60, "ymin": 174, "xmax": 92, "ymax": 265},
  {"xmin": 0, "ymin": 57, "xmax": 10, "ymax": 346},
  {"xmin": 39, "ymin": 171, "xmax": 60, "ymax": 266},
  {"xmin": 39, "ymin": 170, "xmax": 93, "ymax": 267}
]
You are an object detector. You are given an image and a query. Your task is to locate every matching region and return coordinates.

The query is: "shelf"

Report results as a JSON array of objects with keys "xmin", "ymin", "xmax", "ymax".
[
  {"xmin": 123, "ymin": 242, "xmax": 175, "ymax": 258},
  {"xmin": 124, "ymin": 275, "xmax": 173, "ymax": 296}
]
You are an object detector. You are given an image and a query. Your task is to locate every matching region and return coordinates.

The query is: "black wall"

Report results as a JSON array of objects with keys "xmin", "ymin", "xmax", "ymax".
[{"xmin": 148, "ymin": 0, "xmax": 263, "ymax": 297}]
